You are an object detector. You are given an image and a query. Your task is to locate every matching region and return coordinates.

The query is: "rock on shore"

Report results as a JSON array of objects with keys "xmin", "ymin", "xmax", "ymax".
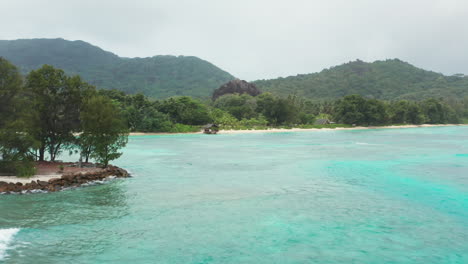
[{"xmin": 0, "ymin": 165, "xmax": 130, "ymax": 194}]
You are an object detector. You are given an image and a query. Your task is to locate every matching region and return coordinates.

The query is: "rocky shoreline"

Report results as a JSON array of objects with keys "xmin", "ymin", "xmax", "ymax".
[{"xmin": 0, "ymin": 165, "xmax": 130, "ymax": 194}]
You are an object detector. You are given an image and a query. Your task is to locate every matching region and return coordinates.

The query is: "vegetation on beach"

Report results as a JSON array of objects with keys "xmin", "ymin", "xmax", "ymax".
[
  {"xmin": 97, "ymin": 89, "xmax": 464, "ymax": 134},
  {"xmin": 80, "ymin": 95, "xmax": 129, "ymax": 166},
  {"xmin": 0, "ymin": 58, "xmax": 128, "ymax": 176},
  {"xmin": 1, "ymin": 57, "xmax": 467, "ymax": 176}
]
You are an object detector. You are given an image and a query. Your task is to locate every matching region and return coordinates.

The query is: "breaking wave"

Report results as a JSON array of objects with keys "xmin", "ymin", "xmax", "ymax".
[{"xmin": 0, "ymin": 228, "xmax": 20, "ymax": 261}]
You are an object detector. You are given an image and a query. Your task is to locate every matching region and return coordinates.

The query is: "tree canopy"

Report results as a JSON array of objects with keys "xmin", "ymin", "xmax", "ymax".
[
  {"xmin": 80, "ymin": 95, "xmax": 128, "ymax": 166},
  {"xmin": 0, "ymin": 60, "xmax": 129, "ymax": 176}
]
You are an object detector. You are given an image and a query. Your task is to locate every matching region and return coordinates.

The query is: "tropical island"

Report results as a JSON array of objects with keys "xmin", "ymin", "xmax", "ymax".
[{"xmin": 1, "ymin": 39, "xmax": 468, "ymax": 193}]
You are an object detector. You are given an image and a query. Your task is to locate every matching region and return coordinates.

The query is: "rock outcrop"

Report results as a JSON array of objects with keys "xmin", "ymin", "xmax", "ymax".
[
  {"xmin": 0, "ymin": 165, "xmax": 130, "ymax": 194},
  {"xmin": 212, "ymin": 79, "xmax": 261, "ymax": 100}
]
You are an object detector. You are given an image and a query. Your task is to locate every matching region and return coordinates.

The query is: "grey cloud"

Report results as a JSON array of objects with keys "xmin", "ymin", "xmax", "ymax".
[{"xmin": 1, "ymin": 0, "xmax": 467, "ymax": 80}]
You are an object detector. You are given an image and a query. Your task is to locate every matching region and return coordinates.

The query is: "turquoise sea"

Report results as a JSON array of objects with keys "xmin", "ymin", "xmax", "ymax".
[{"xmin": 1, "ymin": 126, "xmax": 468, "ymax": 263}]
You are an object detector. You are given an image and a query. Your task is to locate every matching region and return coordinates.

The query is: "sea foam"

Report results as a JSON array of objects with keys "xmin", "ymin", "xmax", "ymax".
[{"xmin": 0, "ymin": 228, "xmax": 20, "ymax": 260}]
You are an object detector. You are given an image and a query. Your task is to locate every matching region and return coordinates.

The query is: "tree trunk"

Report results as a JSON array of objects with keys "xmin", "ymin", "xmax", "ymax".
[
  {"xmin": 52, "ymin": 143, "xmax": 61, "ymax": 162},
  {"xmin": 104, "ymin": 146, "xmax": 109, "ymax": 167},
  {"xmin": 39, "ymin": 146, "xmax": 45, "ymax": 161},
  {"xmin": 49, "ymin": 145, "xmax": 55, "ymax": 162},
  {"xmin": 84, "ymin": 145, "xmax": 90, "ymax": 163}
]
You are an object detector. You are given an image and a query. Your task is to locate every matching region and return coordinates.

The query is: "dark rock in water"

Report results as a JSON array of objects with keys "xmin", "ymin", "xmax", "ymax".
[
  {"xmin": 37, "ymin": 180, "xmax": 48, "ymax": 187},
  {"xmin": 212, "ymin": 79, "xmax": 261, "ymax": 100},
  {"xmin": 0, "ymin": 182, "xmax": 8, "ymax": 192},
  {"xmin": 31, "ymin": 181, "xmax": 39, "ymax": 188},
  {"xmin": 0, "ymin": 165, "xmax": 131, "ymax": 194},
  {"xmin": 8, "ymin": 183, "xmax": 19, "ymax": 192},
  {"xmin": 62, "ymin": 173, "xmax": 75, "ymax": 182}
]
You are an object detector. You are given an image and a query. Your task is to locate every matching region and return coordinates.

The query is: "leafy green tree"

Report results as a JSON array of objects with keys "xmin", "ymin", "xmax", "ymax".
[
  {"xmin": 0, "ymin": 58, "xmax": 23, "ymax": 127},
  {"xmin": 256, "ymin": 93, "xmax": 300, "ymax": 125},
  {"xmin": 273, "ymin": 98, "xmax": 299, "ymax": 125},
  {"xmin": 213, "ymin": 94, "xmax": 258, "ymax": 120},
  {"xmin": 209, "ymin": 108, "xmax": 239, "ymax": 128},
  {"xmin": 439, "ymin": 102, "xmax": 459, "ymax": 124},
  {"xmin": 421, "ymin": 99, "xmax": 446, "ymax": 124},
  {"xmin": 158, "ymin": 96, "xmax": 211, "ymax": 125},
  {"xmin": 364, "ymin": 99, "xmax": 389, "ymax": 125},
  {"xmin": 256, "ymin": 93, "xmax": 277, "ymax": 122},
  {"xmin": 298, "ymin": 112, "xmax": 316, "ymax": 124},
  {"xmin": 0, "ymin": 58, "xmax": 37, "ymax": 176},
  {"xmin": 25, "ymin": 65, "xmax": 95, "ymax": 161},
  {"xmin": 0, "ymin": 126, "xmax": 38, "ymax": 176},
  {"xmin": 334, "ymin": 95, "xmax": 391, "ymax": 125},
  {"xmin": 333, "ymin": 95, "xmax": 367, "ymax": 125},
  {"xmin": 389, "ymin": 100, "xmax": 410, "ymax": 124},
  {"xmin": 79, "ymin": 96, "xmax": 128, "ymax": 166},
  {"xmin": 140, "ymin": 109, "xmax": 173, "ymax": 132},
  {"xmin": 406, "ymin": 103, "xmax": 424, "ymax": 124}
]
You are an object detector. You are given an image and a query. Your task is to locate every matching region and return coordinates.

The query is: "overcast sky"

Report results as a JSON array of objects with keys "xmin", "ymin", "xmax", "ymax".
[{"xmin": 1, "ymin": 0, "xmax": 467, "ymax": 80}]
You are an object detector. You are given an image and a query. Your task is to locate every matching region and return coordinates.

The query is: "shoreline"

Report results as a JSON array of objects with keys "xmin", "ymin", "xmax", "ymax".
[
  {"xmin": 0, "ymin": 175, "xmax": 61, "ymax": 184},
  {"xmin": 130, "ymin": 124, "xmax": 466, "ymax": 136},
  {"xmin": 0, "ymin": 165, "xmax": 130, "ymax": 193}
]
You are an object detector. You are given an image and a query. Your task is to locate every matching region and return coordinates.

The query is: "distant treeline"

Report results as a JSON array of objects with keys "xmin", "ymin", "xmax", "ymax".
[
  {"xmin": 98, "ymin": 90, "xmax": 465, "ymax": 133},
  {"xmin": 1, "ymin": 59, "xmax": 467, "ymax": 175}
]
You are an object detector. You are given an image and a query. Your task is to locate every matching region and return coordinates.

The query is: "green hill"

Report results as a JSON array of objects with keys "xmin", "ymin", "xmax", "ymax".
[
  {"xmin": 0, "ymin": 38, "xmax": 235, "ymax": 98},
  {"xmin": 2, "ymin": 39, "xmax": 467, "ymax": 100},
  {"xmin": 254, "ymin": 59, "xmax": 468, "ymax": 100}
]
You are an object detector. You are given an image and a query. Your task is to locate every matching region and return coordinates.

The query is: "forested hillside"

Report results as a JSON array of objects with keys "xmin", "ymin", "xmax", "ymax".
[
  {"xmin": 255, "ymin": 59, "xmax": 468, "ymax": 100},
  {"xmin": 0, "ymin": 38, "xmax": 234, "ymax": 98},
  {"xmin": 2, "ymin": 39, "xmax": 467, "ymax": 100}
]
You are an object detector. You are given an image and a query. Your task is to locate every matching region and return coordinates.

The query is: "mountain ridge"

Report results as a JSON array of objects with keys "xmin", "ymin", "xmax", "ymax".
[
  {"xmin": 0, "ymin": 38, "xmax": 235, "ymax": 98},
  {"xmin": 254, "ymin": 59, "xmax": 468, "ymax": 100},
  {"xmin": 1, "ymin": 38, "xmax": 467, "ymax": 100}
]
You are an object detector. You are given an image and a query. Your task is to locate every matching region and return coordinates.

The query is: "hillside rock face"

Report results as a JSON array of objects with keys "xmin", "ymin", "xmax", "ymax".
[{"xmin": 212, "ymin": 79, "xmax": 261, "ymax": 100}]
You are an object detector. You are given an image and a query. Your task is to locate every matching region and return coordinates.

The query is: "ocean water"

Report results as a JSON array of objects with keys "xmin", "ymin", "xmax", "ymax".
[{"xmin": 1, "ymin": 126, "xmax": 468, "ymax": 263}]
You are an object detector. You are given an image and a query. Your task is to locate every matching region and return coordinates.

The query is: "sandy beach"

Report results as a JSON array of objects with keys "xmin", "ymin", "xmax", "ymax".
[
  {"xmin": 0, "ymin": 175, "xmax": 62, "ymax": 184},
  {"xmin": 130, "ymin": 124, "xmax": 466, "ymax": 136},
  {"xmin": 0, "ymin": 162, "xmax": 102, "ymax": 185}
]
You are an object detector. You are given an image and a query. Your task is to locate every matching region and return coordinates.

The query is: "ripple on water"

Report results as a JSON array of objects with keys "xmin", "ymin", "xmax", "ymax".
[{"xmin": 1, "ymin": 127, "xmax": 468, "ymax": 263}]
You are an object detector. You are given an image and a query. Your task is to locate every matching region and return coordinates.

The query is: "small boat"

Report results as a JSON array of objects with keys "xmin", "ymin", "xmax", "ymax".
[{"xmin": 203, "ymin": 124, "xmax": 219, "ymax": 134}]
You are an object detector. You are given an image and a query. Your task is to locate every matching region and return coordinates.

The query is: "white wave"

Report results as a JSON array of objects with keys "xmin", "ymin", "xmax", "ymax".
[
  {"xmin": 0, "ymin": 228, "xmax": 20, "ymax": 261},
  {"xmin": 355, "ymin": 142, "xmax": 381, "ymax": 146}
]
